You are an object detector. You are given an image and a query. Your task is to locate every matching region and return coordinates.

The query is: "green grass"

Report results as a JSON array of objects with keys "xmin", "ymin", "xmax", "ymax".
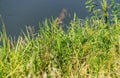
[{"xmin": 0, "ymin": 14, "xmax": 120, "ymax": 78}]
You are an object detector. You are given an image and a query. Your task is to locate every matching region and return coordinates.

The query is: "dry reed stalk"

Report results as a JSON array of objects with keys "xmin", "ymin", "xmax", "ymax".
[{"xmin": 55, "ymin": 8, "xmax": 67, "ymax": 25}]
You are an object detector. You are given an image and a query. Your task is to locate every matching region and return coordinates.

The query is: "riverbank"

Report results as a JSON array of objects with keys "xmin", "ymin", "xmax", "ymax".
[{"xmin": 0, "ymin": 13, "xmax": 120, "ymax": 77}]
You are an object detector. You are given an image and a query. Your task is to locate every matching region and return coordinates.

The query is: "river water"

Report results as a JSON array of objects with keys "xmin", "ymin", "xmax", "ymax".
[{"xmin": 0, "ymin": 0, "xmax": 119, "ymax": 36}]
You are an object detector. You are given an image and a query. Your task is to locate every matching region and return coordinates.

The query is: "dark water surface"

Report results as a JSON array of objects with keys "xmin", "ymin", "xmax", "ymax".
[
  {"xmin": 0, "ymin": 0, "xmax": 119, "ymax": 36},
  {"xmin": 0, "ymin": 0, "xmax": 88, "ymax": 36}
]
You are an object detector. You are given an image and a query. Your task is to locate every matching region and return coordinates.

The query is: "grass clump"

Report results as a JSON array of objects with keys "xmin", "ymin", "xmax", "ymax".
[
  {"xmin": 0, "ymin": 14, "xmax": 120, "ymax": 78},
  {"xmin": 0, "ymin": 0, "xmax": 120, "ymax": 78}
]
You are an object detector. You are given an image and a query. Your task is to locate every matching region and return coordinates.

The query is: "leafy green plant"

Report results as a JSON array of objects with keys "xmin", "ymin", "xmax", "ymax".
[{"xmin": 85, "ymin": 0, "xmax": 120, "ymax": 24}]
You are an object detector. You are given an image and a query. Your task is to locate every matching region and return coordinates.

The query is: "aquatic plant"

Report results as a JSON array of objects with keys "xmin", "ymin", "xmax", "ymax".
[
  {"xmin": 85, "ymin": 0, "xmax": 120, "ymax": 24},
  {"xmin": 55, "ymin": 8, "xmax": 67, "ymax": 25}
]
